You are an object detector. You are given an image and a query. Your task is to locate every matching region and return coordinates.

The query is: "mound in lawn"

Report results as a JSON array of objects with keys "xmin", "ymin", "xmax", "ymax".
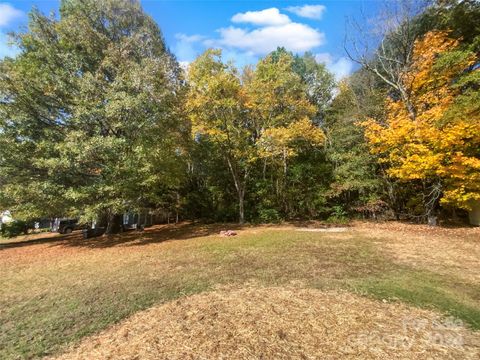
[{"xmin": 54, "ymin": 286, "xmax": 479, "ymax": 360}]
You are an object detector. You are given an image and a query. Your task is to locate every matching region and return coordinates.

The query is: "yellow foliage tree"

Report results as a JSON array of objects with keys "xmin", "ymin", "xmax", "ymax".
[
  {"xmin": 246, "ymin": 53, "xmax": 324, "ymax": 178},
  {"xmin": 186, "ymin": 50, "xmax": 326, "ymax": 223},
  {"xmin": 362, "ymin": 30, "xmax": 480, "ymax": 212}
]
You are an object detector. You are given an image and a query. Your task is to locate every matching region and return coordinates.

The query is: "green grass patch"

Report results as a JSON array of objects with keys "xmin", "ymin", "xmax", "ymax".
[
  {"xmin": 351, "ymin": 269, "xmax": 480, "ymax": 330},
  {"xmin": 1, "ymin": 226, "xmax": 478, "ymax": 359}
]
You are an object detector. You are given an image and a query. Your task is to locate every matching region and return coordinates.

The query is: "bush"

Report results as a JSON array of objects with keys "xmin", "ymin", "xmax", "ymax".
[
  {"xmin": 326, "ymin": 205, "xmax": 348, "ymax": 224},
  {"xmin": 0, "ymin": 220, "xmax": 28, "ymax": 238},
  {"xmin": 258, "ymin": 208, "xmax": 282, "ymax": 223}
]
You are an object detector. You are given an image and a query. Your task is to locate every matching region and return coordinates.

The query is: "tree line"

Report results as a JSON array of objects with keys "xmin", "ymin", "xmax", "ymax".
[{"xmin": 0, "ymin": 0, "xmax": 478, "ymax": 232}]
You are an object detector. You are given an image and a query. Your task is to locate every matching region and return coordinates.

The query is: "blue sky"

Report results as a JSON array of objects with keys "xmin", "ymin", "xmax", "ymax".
[{"xmin": 0, "ymin": 1, "xmax": 380, "ymax": 79}]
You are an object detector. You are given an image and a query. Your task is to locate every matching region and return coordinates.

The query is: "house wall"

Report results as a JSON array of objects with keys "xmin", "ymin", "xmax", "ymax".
[{"xmin": 1, "ymin": 211, "xmax": 13, "ymax": 224}]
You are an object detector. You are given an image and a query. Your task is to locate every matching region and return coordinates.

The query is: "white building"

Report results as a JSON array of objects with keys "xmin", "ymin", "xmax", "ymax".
[{"xmin": 1, "ymin": 210, "xmax": 13, "ymax": 224}]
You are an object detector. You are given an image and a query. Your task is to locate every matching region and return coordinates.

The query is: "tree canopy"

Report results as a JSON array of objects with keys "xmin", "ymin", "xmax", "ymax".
[
  {"xmin": 363, "ymin": 30, "xmax": 480, "ymax": 214},
  {"xmin": 0, "ymin": 0, "xmax": 478, "ymax": 227},
  {"xmin": 0, "ymin": 0, "xmax": 187, "ymax": 230}
]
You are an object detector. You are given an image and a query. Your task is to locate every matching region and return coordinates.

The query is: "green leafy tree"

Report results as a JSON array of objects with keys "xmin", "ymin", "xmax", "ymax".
[
  {"xmin": 249, "ymin": 51, "xmax": 331, "ymax": 218},
  {"xmin": 186, "ymin": 50, "xmax": 327, "ymax": 223},
  {"xmin": 186, "ymin": 50, "xmax": 252, "ymax": 224},
  {"xmin": 324, "ymin": 72, "xmax": 383, "ymax": 216},
  {"xmin": 269, "ymin": 48, "xmax": 335, "ymax": 124},
  {"xmin": 0, "ymin": 0, "xmax": 186, "ymax": 232}
]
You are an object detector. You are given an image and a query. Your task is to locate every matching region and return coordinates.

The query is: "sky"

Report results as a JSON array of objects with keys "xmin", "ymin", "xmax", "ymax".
[{"xmin": 0, "ymin": 1, "xmax": 380, "ymax": 80}]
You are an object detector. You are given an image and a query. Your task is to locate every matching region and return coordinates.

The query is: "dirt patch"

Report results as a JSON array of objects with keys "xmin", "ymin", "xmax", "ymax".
[
  {"xmin": 53, "ymin": 286, "xmax": 479, "ymax": 360},
  {"xmin": 296, "ymin": 227, "xmax": 348, "ymax": 232}
]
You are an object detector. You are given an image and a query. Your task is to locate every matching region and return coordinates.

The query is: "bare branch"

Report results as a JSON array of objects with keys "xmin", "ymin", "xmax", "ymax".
[{"xmin": 344, "ymin": 0, "xmax": 433, "ymax": 119}]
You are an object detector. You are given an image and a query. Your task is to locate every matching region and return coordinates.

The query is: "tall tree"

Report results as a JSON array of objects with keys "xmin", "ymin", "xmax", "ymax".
[
  {"xmin": 246, "ymin": 52, "xmax": 325, "ymax": 217},
  {"xmin": 186, "ymin": 50, "xmax": 252, "ymax": 224},
  {"xmin": 362, "ymin": 31, "xmax": 480, "ymax": 221},
  {"xmin": 0, "ymin": 0, "xmax": 186, "ymax": 231},
  {"xmin": 186, "ymin": 50, "xmax": 326, "ymax": 223},
  {"xmin": 345, "ymin": 0, "xmax": 432, "ymax": 120},
  {"xmin": 325, "ymin": 73, "xmax": 383, "ymax": 214},
  {"xmin": 268, "ymin": 48, "xmax": 335, "ymax": 124}
]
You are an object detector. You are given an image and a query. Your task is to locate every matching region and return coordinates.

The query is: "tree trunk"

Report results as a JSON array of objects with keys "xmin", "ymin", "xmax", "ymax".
[
  {"xmin": 424, "ymin": 181, "xmax": 442, "ymax": 226},
  {"xmin": 427, "ymin": 214, "xmax": 437, "ymax": 226},
  {"xmin": 105, "ymin": 213, "xmax": 122, "ymax": 234},
  {"xmin": 226, "ymin": 156, "xmax": 247, "ymax": 225},
  {"xmin": 399, "ymin": 88, "xmax": 416, "ymax": 120},
  {"xmin": 106, "ymin": 219, "xmax": 113, "ymax": 234},
  {"xmin": 176, "ymin": 192, "xmax": 180, "ymax": 224},
  {"xmin": 238, "ymin": 188, "xmax": 245, "ymax": 224}
]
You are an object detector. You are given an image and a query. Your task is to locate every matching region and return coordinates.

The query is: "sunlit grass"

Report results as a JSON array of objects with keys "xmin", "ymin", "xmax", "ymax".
[
  {"xmin": 0, "ymin": 225, "xmax": 478, "ymax": 359},
  {"xmin": 351, "ymin": 269, "xmax": 480, "ymax": 330}
]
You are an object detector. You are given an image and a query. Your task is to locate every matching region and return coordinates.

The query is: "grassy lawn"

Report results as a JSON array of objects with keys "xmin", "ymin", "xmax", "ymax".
[{"xmin": 0, "ymin": 223, "xmax": 479, "ymax": 359}]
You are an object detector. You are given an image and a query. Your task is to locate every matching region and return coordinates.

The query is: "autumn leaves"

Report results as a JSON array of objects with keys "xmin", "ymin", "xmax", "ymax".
[{"xmin": 362, "ymin": 31, "xmax": 480, "ymax": 210}]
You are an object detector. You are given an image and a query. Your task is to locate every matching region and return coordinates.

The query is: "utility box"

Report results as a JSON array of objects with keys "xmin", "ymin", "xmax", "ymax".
[{"xmin": 469, "ymin": 200, "xmax": 480, "ymax": 226}]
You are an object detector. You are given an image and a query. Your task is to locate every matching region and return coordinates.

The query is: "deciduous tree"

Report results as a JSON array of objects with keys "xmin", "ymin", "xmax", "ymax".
[
  {"xmin": 362, "ymin": 31, "xmax": 480, "ymax": 219},
  {"xmin": 0, "ymin": 0, "xmax": 186, "ymax": 231}
]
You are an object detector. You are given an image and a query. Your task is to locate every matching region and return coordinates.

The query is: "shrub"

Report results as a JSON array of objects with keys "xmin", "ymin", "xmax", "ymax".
[
  {"xmin": 0, "ymin": 220, "xmax": 28, "ymax": 238},
  {"xmin": 258, "ymin": 208, "xmax": 282, "ymax": 223},
  {"xmin": 326, "ymin": 205, "xmax": 348, "ymax": 224}
]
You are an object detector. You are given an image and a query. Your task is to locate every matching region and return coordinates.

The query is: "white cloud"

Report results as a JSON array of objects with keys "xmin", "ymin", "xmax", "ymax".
[
  {"xmin": 217, "ymin": 22, "xmax": 324, "ymax": 55},
  {"xmin": 175, "ymin": 33, "xmax": 206, "ymax": 43},
  {"xmin": 231, "ymin": 8, "xmax": 291, "ymax": 26},
  {"xmin": 0, "ymin": 3, "xmax": 23, "ymax": 58},
  {"xmin": 0, "ymin": 3, "xmax": 24, "ymax": 27},
  {"xmin": 173, "ymin": 42, "xmax": 195, "ymax": 62},
  {"xmin": 174, "ymin": 7, "xmax": 328, "ymax": 68},
  {"xmin": 221, "ymin": 49, "xmax": 258, "ymax": 69},
  {"xmin": 314, "ymin": 52, "xmax": 333, "ymax": 64},
  {"xmin": 173, "ymin": 33, "xmax": 206, "ymax": 62},
  {"xmin": 286, "ymin": 5, "xmax": 326, "ymax": 20},
  {"xmin": 328, "ymin": 58, "xmax": 354, "ymax": 80},
  {"xmin": 315, "ymin": 53, "xmax": 353, "ymax": 80}
]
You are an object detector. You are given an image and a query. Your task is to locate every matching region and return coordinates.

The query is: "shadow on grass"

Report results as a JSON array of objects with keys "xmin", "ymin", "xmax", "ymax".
[
  {"xmin": 3, "ymin": 219, "xmax": 476, "ymax": 251},
  {"xmin": 0, "ymin": 222, "xmax": 250, "ymax": 250},
  {"xmin": 0, "ymin": 232, "xmax": 76, "ymax": 249},
  {"xmin": 1, "ymin": 220, "xmax": 344, "ymax": 250},
  {"xmin": 66, "ymin": 222, "xmax": 250, "ymax": 249}
]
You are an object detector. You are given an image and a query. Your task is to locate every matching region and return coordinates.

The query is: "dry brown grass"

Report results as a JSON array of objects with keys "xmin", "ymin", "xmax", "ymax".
[
  {"xmin": 351, "ymin": 222, "xmax": 480, "ymax": 283},
  {"xmin": 53, "ymin": 285, "xmax": 479, "ymax": 360},
  {"xmin": 1, "ymin": 221, "xmax": 479, "ymax": 359}
]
